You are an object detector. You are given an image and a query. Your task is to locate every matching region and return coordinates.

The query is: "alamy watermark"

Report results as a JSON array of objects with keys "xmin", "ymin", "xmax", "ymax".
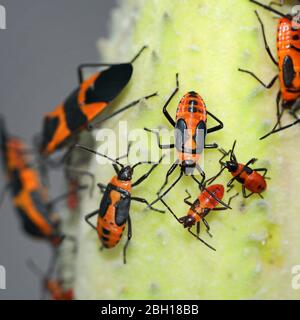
[
  {"xmin": 0, "ymin": 5, "xmax": 6, "ymax": 30},
  {"xmin": 0, "ymin": 265, "xmax": 6, "ymax": 290},
  {"xmin": 92, "ymin": 121, "xmax": 206, "ymax": 175}
]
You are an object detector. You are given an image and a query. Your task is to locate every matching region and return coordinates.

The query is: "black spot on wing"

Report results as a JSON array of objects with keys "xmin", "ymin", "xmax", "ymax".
[
  {"xmin": 10, "ymin": 169, "xmax": 23, "ymax": 196},
  {"xmin": 175, "ymin": 118, "xmax": 188, "ymax": 152},
  {"xmin": 115, "ymin": 196, "xmax": 130, "ymax": 226},
  {"xmin": 40, "ymin": 116, "xmax": 59, "ymax": 151},
  {"xmin": 102, "ymin": 227, "xmax": 110, "ymax": 235},
  {"xmin": 194, "ymin": 120, "xmax": 207, "ymax": 153},
  {"xmin": 283, "ymin": 55, "xmax": 295, "ymax": 87},
  {"xmin": 99, "ymin": 186, "xmax": 112, "ymax": 218},
  {"xmin": 85, "ymin": 64, "xmax": 133, "ymax": 103},
  {"xmin": 63, "ymin": 89, "xmax": 87, "ymax": 132},
  {"xmin": 16, "ymin": 207, "xmax": 44, "ymax": 238}
]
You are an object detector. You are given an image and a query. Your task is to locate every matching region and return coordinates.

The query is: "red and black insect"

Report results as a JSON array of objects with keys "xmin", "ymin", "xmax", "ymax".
[
  {"xmin": 0, "ymin": 116, "xmax": 78, "ymax": 247},
  {"xmin": 207, "ymin": 141, "xmax": 268, "ymax": 199},
  {"xmin": 75, "ymin": 143, "xmax": 164, "ymax": 264},
  {"xmin": 144, "ymin": 73, "xmax": 225, "ymax": 206},
  {"xmin": 160, "ymin": 185, "xmax": 238, "ymax": 251},
  {"xmin": 27, "ymin": 259, "xmax": 74, "ymax": 301},
  {"xmin": 39, "ymin": 46, "xmax": 157, "ymax": 159},
  {"xmin": 239, "ymin": 1, "xmax": 300, "ymax": 139}
]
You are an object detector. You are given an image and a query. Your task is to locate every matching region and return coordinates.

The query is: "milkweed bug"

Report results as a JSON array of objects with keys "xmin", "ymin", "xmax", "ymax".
[
  {"xmin": 0, "ymin": 117, "xmax": 80, "ymax": 247},
  {"xmin": 160, "ymin": 185, "xmax": 238, "ymax": 251},
  {"xmin": 239, "ymin": 1, "xmax": 300, "ymax": 139},
  {"xmin": 39, "ymin": 46, "xmax": 157, "ymax": 159},
  {"xmin": 75, "ymin": 143, "xmax": 165, "ymax": 264},
  {"xmin": 207, "ymin": 141, "xmax": 268, "ymax": 199},
  {"xmin": 27, "ymin": 259, "xmax": 73, "ymax": 300},
  {"xmin": 144, "ymin": 73, "xmax": 224, "ymax": 206}
]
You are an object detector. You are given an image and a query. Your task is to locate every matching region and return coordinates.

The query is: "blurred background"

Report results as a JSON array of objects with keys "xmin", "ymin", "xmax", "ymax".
[{"xmin": 0, "ymin": 0, "xmax": 117, "ymax": 299}]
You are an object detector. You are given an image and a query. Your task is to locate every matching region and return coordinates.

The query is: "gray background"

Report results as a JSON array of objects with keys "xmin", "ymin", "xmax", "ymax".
[{"xmin": 0, "ymin": 0, "xmax": 116, "ymax": 299}]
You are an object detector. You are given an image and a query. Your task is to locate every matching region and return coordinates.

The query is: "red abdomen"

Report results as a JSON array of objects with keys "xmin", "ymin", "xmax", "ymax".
[
  {"xmin": 231, "ymin": 164, "xmax": 267, "ymax": 194},
  {"xmin": 199, "ymin": 184, "xmax": 225, "ymax": 209}
]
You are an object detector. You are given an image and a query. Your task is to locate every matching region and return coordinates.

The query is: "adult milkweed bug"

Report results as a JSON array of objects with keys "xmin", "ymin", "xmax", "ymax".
[
  {"xmin": 160, "ymin": 184, "xmax": 238, "ymax": 251},
  {"xmin": 144, "ymin": 73, "xmax": 225, "ymax": 206},
  {"xmin": 239, "ymin": 1, "xmax": 300, "ymax": 139},
  {"xmin": 39, "ymin": 46, "xmax": 157, "ymax": 158},
  {"xmin": 207, "ymin": 141, "xmax": 269, "ymax": 199},
  {"xmin": 75, "ymin": 143, "xmax": 165, "ymax": 264},
  {"xmin": 27, "ymin": 259, "xmax": 73, "ymax": 300},
  {"xmin": 0, "ymin": 116, "xmax": 80, "ymax": 247}
]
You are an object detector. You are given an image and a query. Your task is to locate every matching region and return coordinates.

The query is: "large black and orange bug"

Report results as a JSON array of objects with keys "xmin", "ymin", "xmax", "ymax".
[
  {"xmin": 144, "ymin": 73, "xmax": 226, "ymax": 207},
  {"xmin": 27, "ymin": 259, "xmax": 74, "ymax": 300},
  {"xmin": 239, "ymin": 1, "xmax": 300, "ymax": 139},
  {"xmin": 75, "ymin": 143, "xmax": 165, "ymax": 264},
  {"xmin": 0, "ymin": 116, "xmax": 81, "ymax": 247},
  {"xmin": 160, "ymin": 184, "xmax": 239, "ymax": 251},
  {"xmin": 207, "ymin": 141, "xmax": 268, "ymax": 199},
  {"xmin": 39, "ymin": 45, "xmax": 157, "ymax": 158}
]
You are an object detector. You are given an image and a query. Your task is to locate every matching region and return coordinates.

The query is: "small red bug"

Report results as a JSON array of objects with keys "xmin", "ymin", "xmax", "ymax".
[
  {"xmin": 144, "ymin": 73, "xmax": 225, "ymax": 206},
  {"xmin": 207, "ymin": 141, "xmax": 269, "ymax": 199},
  {"xmin": 38, "ymin": 46, "xmax": 157, "ymax": 160},
  {"xmin": 27, "ymin": 259, "xmax": 74, "ymax": 300},
  {"xmin": 75, "ymin": 143, "xmax": 165, "ymax": 264},
  {"xmin": 239, "ymin": 1, "xmax": 300, "ymax": 139},
  {"xmin": 160, "ymin": 185, "xmax": 238, "ymax": 251}
]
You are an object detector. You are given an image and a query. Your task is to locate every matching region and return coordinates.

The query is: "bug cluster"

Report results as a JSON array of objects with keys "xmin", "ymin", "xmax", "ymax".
[{"xmin": 0, "ymin": 0, "xmax": 299, "ymax": 299}]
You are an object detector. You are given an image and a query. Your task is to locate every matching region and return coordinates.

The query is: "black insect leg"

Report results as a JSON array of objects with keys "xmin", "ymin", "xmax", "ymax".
[
  {"xmin": 260, "ymin": 116, "xmax": 300, "ymax": 140},
  {"xmin": 84, "ymin": 209, "xmax": 99, "ymax": 231},
  {"xmin": 212, "ymin": 192, "xmax": 239, "ymax": 211},
  {"xmin": 144, "ymin": 128, "xmax": 175, "ymax": 149},
  {"xmin": 206, "ymin": 166, "xmax": 227, "ymax": 185},
  {"xmin": 249, "ymin": 1, "xmax": 287, "ymax": 19},
  {"xmin": 204, "ymin": 143, "xmax": 218, "ymax": 149},
  {"xmin": 206, "ymin": 110, "xmax": 224, "ymax": 133},
  {"xmin": 162, "ymin": 73, "xmax": 179, "ymax": 127},
  {"xmin": 238, "ymin": 69, "xmax": 278, "ymax": 89},
  {"xmin": 183, "ymin": 189, "xmax": 193, "ymax": 206},
  {"xmin": 242, "ymin": 185, "xmax": 255, "ymax": 199},
  {"xmin": 89, "ymin": 92, "xmax": 158, "ymax": 129},
  {"xmin": 149, "ymin": 164, "xmax": 183, "ymax": 207},
  {"xmin": 130, "ymin": 45, "xmax": 148, "ymax": 63},
  {"xmin": 187, "ymin": 228, "xmax": 216, "ymax": 251},
  {"xmin": 254, "ymin": 168, "xmax": 268, "ymax": 177},
  {"xmin": 131, "ymin": 196, "xmax": 165, "ymax": 213},
  {"xmin": 196, "ymin": 222, "xmax": 200, "ymax": 237},
  {"xmin": 254, "ymin": 10, "xmax": 278, "ymax": 66},
  {"xmin": 97, "ymin": 183, "xmax": 107, "ymax": 194},
  {"xmin": 123, "ymin": 215, "xmax": 132, "ymax": 264},
  {"xmin": 160, "ymin": 198, "xmax": 181, "ymax": 223},
  {"xmin": 132, "ymin": 156, "xmax": 164, "ymax": 187},
  {"xmin": 156, "ymin": 161, "xmax": 179, "ymax": 195},
  {"xmin": 202, "ymin": 218, "xmax": 213, "ymax": 238}
]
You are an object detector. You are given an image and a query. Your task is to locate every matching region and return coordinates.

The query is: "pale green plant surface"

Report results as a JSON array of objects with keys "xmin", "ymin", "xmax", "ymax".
[{"xmin": 60, "ymin": 0, "xmax": 300, "ymax": 299}]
